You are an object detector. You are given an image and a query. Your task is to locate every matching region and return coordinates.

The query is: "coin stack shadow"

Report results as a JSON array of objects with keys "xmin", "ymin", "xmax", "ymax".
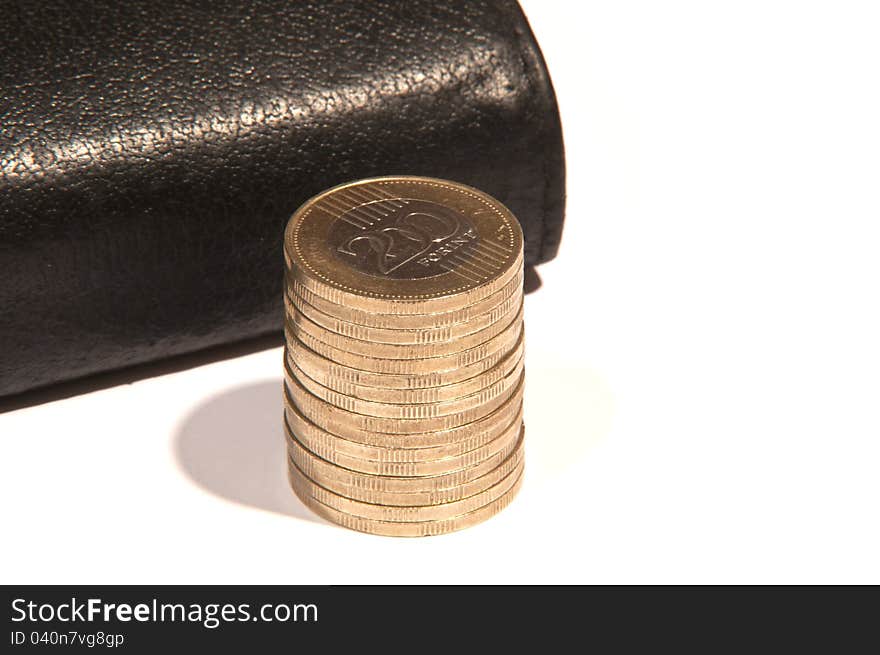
[{"xmin": 283, "ymin": 177, "xmax": 525, "ymax": 537}]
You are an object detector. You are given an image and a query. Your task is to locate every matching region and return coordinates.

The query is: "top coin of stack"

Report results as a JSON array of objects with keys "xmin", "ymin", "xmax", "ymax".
[{"xmin": 282, "ymin": 176, "xmax": 525, "ymax": 537}]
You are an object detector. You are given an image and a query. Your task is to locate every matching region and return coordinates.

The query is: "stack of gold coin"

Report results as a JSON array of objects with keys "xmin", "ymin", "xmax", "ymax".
[{"xmin": 282, "ymin": 176, "xmax": 525, "ymax": 536}]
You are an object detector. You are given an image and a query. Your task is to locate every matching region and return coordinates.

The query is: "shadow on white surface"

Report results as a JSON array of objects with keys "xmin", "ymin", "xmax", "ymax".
[{"xmin": 173, "ymin": 379, "xmax": 323, "ymax": 523}]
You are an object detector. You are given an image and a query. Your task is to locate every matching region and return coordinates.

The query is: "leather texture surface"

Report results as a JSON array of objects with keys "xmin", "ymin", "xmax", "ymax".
[{"xmin": 0, "ymin": 0, "xmax": 565, "ymax": 399}]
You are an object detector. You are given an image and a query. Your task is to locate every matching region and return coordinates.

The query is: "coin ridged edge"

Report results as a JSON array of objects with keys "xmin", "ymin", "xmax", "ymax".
[
  {"xmin": 284, "ymin": 333, "xmax": 525, "ymax": 399},
  {"xmin": 284, "ymin": 368, "xmax": 524, "ymax": 435},
  {"xmin": 289, "ymin": 465, "xmax": 524, "ymax": 537},
  {"xmin": 287, "ymin": 425, "xmax": 524, "ymax": 495},
  {"xmin": 286, "ymin": 268, "xmax": 524, "ymax": 329},
  {"xmin": 286, "ymin": 354, "xmax": 524, "ymax": 419},
  {"xmin": 285, "ymin": 317, "xmax": 523, "ymax": 375},
  {"xmin": 286, "ymin": 282, "xmax": 523, "ymax": 345},
  {"xmin": 289, "ymin": 456, "xmax": 524, "ymax": 522},
  {"xmin": 284, "ymin": 328, "xmax": 525, "ymax": 391},
  {"xmin": 286, "ymin": 297, "xmax": 524, "ymax": 358},
  {"xmin": 284, "ymin": 405, "xmax": 523, "ymax": 476}
]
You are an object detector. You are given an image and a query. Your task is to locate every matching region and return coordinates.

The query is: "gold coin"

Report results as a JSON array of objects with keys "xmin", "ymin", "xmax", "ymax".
[
  {"xmin": 288, "ymin": 431, "xmax": 524, "ymax": 506},
  {"xmin": 284, "ymin": 404, "xmax": 522, "ymax": 476},
  {"xmin": 286, "ymin": 281, "xmax": 522, "ymax": 345},
  {"xmin": 287, "ymin": 424, "xmax": 524, "ymax": 496},
  {"xmin": 283, "ymin": 176, "xmax": 524, "ymax": 314},
  {"xmin": 285, "ymin": 315, "xmax": 523, "ymax": 375},
  {"xmin": 286, "ymin": 300, "xmax": 523, "ymax": 359},
  {"xmin": 285, "ymin": 328, "xmax": 524, "ymax": 391},
  {"xmin": 286, "ymin": 267, "xmax": 523, "ymax": 330},
  {"xmin": 285, "ymin": 333, "xmax": 524, "ymax": 402},
  {"xmin": 288, "ymin": 464, "xmax": 524, "ymax": 537},
  {"xmin": 281, "ymin": 176, "xmax": 528, "ymax": 533},
  {"xmin": 289, "ymin": 456, "xmax": 523, "ymax": 522},
  {"xmin": 285, "ymin": 353, "xmax": 523, "ymax": 419},
  {"xmin": 285, "ymin": 365, "xmax": 524, "ymax": 434},
  {"xmin": 284, "ymin": 381, "xmax": 525, "ymax": 455},
  {"xmin": 283, "ymin": 372, "xmax": 524, "ymax": 448}
]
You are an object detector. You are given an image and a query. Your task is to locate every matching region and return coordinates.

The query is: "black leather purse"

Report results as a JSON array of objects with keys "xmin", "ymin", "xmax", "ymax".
[{"xmin": 0, "ymin": 0, "xmax": 564, "ymax": 399}]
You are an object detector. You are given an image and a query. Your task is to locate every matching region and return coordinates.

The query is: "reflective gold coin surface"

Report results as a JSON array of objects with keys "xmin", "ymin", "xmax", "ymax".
[
  {"xmin": 284, "ymin": 370, "xmax": 525, "ymax": 437},
  {"xmin": 286, "ymin": 354, "xmax": 524, "ymax": 419},
  {"xmin": 285, "ymin": 400, "xmax": 524, "ymax": 463},
  {"xmin": 290, "ymin": 457, "xmax": 524, "ymax": 522},
  {"xmin": 288, "ymin": 464, "xmax": 524, "ymax": 537},
  {"xmin": 286, "ymin": 328, "xmax": 525, "ymax": 391},
  {"xmin": 284, "ymin": 407, "xmax": 522, "ymax": 476},
  {"xmin": 287, "ymin": 268, "xmax": 524, "ymax": 330},
  {"xmin": 285, "ymin": 298, "xmax": 523, "ymax": 358},
  {"xmin": 286, "ymin": 283, "xmax": 522, "ymax": 345},
  {"xmin": 282, "ymin": 176, "xmax": 526, "ymax": 536},
  {"xmin": 288, "ymin": 431, "xmax": 525, "ymax": 505},
  {"xmin": 286, "ymin": 314, "xmax": 523, "ymax": 375},
  {"xmin": 284, "ymin": 177, "xmax": 524, "ymax": 313},
  {"xmin": 284, "ymin": 379, "xmax": 525, "ymax": 449},
  {"xmin": 290, "ymin": 334, "xmax": 524, "ymax": 404}
]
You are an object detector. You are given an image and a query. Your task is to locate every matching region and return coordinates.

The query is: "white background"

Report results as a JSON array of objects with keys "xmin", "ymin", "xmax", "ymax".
[{"xmin": 2, "ymin": 1, "xmax": 879, "ymax": 584}]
